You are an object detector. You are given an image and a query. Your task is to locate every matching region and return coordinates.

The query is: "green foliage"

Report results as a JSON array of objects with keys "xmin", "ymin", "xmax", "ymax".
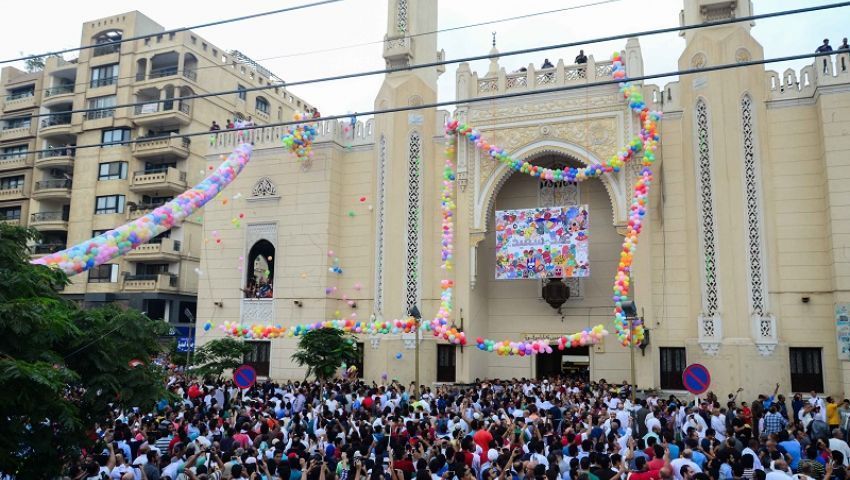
[
  {"xmin": 0, "ymin": 224, "xmax": 169, "ymax": 478},
  {"xmin": 191, "ymin": 338, "xmax": 253, "ymax": 380},
  {"xmin": 291, "ymin": 328, "xmax": 358, "ymax": 381}
]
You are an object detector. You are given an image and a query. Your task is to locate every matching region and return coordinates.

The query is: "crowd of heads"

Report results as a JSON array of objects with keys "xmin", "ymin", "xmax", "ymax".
[{"xmin": 65, "ymin": 372, "xmax": 850, "ymax": 480}]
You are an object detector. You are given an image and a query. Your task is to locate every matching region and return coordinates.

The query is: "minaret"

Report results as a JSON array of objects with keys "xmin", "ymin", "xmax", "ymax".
[{"xmin": 371, "ymin": 0, "xmax": 442, "ymax": 384}]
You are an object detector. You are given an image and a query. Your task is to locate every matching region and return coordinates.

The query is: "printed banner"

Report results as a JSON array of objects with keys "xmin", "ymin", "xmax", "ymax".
[{"xmin": 495, "ymin": 206, "xmax": 589, "ymax": 280}]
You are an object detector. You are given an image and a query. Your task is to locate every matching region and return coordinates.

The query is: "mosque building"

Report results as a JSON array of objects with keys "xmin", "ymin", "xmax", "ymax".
[{"xmin": 196, "ymin": 0, "xmax": 850, "ymax": 398}]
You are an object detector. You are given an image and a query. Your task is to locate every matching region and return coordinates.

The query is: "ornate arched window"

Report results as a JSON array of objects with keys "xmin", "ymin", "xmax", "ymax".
[
  {"xmin": 404, "ymin": 131, "xmax": 422, "ymax": 313},
  {"xmin": 695, "ymin": 98, "xmax": 722, "ymax": 355},
  {"xmin": 741, "ymin": 94, "xmax": 776, "ymax": 355},
  {"xmin": 251, "ymin": 177, "xmax": 277, "ymax": 197}
]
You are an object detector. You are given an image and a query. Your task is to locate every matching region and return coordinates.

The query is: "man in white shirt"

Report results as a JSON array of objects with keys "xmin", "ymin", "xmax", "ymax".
[
  {"xmin": 711, "ymin": 409, "xmax": 728, "ymax": 442},
  {"xmin": 829, "ymin": 429, "xmax": 850, "ymax": 466},
  {"xmin": 765, "ymin": 460, "xmax": 793, "ymax": 480},
  {"xmin": 670, "ymin": 450, "xmax": 703, "ymax": 480}
]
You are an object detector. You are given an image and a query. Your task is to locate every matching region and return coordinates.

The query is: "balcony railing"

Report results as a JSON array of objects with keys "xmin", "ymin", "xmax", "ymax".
[
  {"xmin": 133, "ymin": 101, "xmax": 191, "ymax": 116},
  {"xmin": 5, "ymin": 91, "xmax": 34, "ymax": 101},
  {"xmin": 31, "ymin": 243, "xmax": 66, "ymax": 255},
  {"xmin": 38, "ymin": 148, "xmax": 75, "ymax": 159},
  {"xmin": 40, "ymin": 114, "xmax": 72, "ymax": 128},
  {"xmin": 184, "ymin": 70, "xmax": 197, "ymax": 81},
  {"xmin": 123, "ymin": 273, "xmax": 178, "ymax": 289},
  {"xmin": 90, "ymin": 76, "xmax": 118, "ymax": 88},
  {"xmin": 31, "ymin": 211, "xmax": 69, "ymax": 222},
  {"xmin": 44, "ymin": 85, "xmax": 74, "ymax": 97},
  {"xmin": 83, "ymin": 109, "xmax": 115, "ymax": 120},
  {"xmin": 150, "ymin": 67, "xmax": 178, "ymax": 79},
  {"xmin": 92, "ymin": 43, "xmax": 120, "ymax": 57},
  {"xmin": 0, "ymin": 153, "xmax": 29, "ymax": 161},
  {"xmin": 34, "ymin": 179, "xmax": 72, "ymax": 191}
]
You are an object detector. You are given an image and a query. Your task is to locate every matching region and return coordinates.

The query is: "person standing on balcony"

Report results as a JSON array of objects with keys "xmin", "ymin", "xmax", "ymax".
[
  {"xmin": 209, "ymin": 121, "xmax": 220, "ymax": 132},
  {"xmin": 575, "ymin": 50, "xmax": 588, "ymax": 64},
  {"xmin": 541, "ymin": 58, "xmax": 554, "ymax": 69},
  {"xmin": 816, "ymin": 38, "xmax": 834, "ymax": 73}
]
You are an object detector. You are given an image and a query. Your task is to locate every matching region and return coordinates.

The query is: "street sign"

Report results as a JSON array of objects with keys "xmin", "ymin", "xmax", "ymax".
[
  {"xmin": 682, "ymin": 363, "xmax": 711, "ymax": 395},
  {"xmin": 176, "ymin": 337, "xmax": 195, "ymax": 353},
  {"xmin": 233, "ymin": 365, "xmax": 257, "ymax": 389}
]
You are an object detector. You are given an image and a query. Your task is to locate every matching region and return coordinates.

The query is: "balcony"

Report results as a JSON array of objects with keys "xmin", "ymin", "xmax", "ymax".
[
  {"xmin": 132, "ymin": 134, "xmax": 190, "ymax": 160},
  {"xmin": 92, "ymin": 43, "xmax": 120, "ymax": 58},
  {"xmin": 133, "ymin": 101, "xmax": 191, "ymax": 127},
  {"xmin": 0, "ymin": 154, "xmax": 33, "ymax": 171},
  {"xmin": 32, "ymin": 179, "xmax": 72, "ymax": 200},
  {"xmin": 0, "ymin": 125, "xmax": 34, "ymax": 142},
  {"xmin": 35, "ymin": 149, "xmax": 74, "ymax": 169},
  {"xmin": 30, "ymin": 211, "xmax": 69, "ymax": 230},
  {"xmin": 0, "ymin": 186, "xmax": 25, "ymax": 201},
  {"xmin": 42, "ymin": 85, "xmax": 75, "ymax": 106},
  {"xmin": 125, "ymin": 237, "xmax": 182, "ymax": 262},
  {"xmin": 127, "ymin": 202, "xmax": 167, "ymax": 220},
  {"xmin": 122, "ymin": 273, "xmax": 178, "ymax": 292},
  {"xmin": 30, "ymin": 243, "xmax": 66, "ymax": 257},
  {"xmin": 130, "ymin": 167, "xmax": 187, "ymax": 194},
  {"xmin": 39, "ymin": 114, "xmax": 72, "ymax": 137},
  {"xmin": 3, "ymin": 91, "xmax": 36, "ymax": 111},
  {"xmin": 0, "ymin": 217, "xmax": 22, "ymax": 226}
]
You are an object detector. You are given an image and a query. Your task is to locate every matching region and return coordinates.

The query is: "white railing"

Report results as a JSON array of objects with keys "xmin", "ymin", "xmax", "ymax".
[
  {"xmin": 208, "ymin": 117, "xmax": 375, "ymax": 153},
  {"xmin": 469, "ymin": 56, "xmax": 615, "ymax": 98},
  {"xmin": 766, "ymin": 52, "xmax": 850, "ymax": 101}
]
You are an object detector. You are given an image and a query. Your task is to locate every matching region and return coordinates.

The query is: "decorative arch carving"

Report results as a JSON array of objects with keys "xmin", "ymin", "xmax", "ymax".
[
  {"xmin": 251, "ymin": 177, "xmax": 277, "ymax": 197},
  {"xmin": 473, "ymin": 140, "xmax": 625, "ymax": 232}
]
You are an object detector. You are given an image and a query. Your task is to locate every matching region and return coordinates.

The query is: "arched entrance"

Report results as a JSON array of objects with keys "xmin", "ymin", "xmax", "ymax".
[
  {"xmin": 474, "ymin": 152, "xmax": 621, "ymax": 381},
  {"xmin": 245, "ymin": 240, "xmax": 275, "ymax": 298}
]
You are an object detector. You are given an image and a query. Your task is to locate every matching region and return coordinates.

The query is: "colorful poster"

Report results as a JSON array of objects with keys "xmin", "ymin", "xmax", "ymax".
[
  {"xmin": 495, "ymin": 206, "xmax": 589, "ymax": 280},
  {"xmin": 836, "ymin": 304, "xmax": 850, "ymax": 361}
]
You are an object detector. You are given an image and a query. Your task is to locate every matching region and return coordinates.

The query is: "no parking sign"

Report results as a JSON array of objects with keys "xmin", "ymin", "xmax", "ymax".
[
  {"xmin": 233, "ymin": 365, "xmax": 257, "ymax": 389},
  {"xmin": 681, "ymin": 363, "xmax": 711, "ymax": 395}
]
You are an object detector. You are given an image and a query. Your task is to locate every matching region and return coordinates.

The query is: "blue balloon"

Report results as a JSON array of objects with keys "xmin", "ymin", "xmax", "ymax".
[{"xmin": 395, "ymin": 352, "xmax": 403, "ymax": 360}]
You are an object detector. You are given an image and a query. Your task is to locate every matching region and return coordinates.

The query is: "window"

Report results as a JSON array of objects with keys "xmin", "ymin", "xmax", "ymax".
[
  {"xmin": 790, "ymin": 348, "xmax": 824, "ymax": 392},
  {"xmin": 92, "ymin": 229, "xmax": 110, "ymax": 237},
  {"xmin": 136, "ymin": 263, "xmax": 169, "ymax": 275},
  {"xmin": 98, "ymin": 161, "xmax": 127, "ymax": 181},
  {"xmin": 0, "ymin": 175, "xmax": 25, "ymax": 190},
  {"xmin": 255, "ymin": 96, "xmax": 270, "ymax": 114},
  {"xmin": 3, "ymin": 117, "xmax": 31, "ymax": 130},
  {"xmin": 102, "ymin": 128, "xmax": 130, "ymax": 146},
  {"xmin": 237, "ymin": 84, "xmax": 247, "ymax": 101},
  {"xmin": 88, "ymin": 264, "xmax": 118, "ymax": 283},
  {"xmin": 243, "ymin": 341, "xmax": 271, "ymax": 377},
  {"xmin": 2, "ymin": 145, "xmax": 28, "ymax": 159},
  {"xmin": 87, "ymin": 95, "xmax": 116, "ymax": 119},
  {"xmin": 659, "ymin": 347, "xmax": 686, "ymax": 390},
  {"xmin": 90, "ymin": 64, "xmax": 119, "ymax": 87},
  {"xmin": 5, "ymin": 86, "xmax": 34, "ymax": 100},
  {"xmin": 94, "ymin": 195, "xmax": 125, "ymax": 214},
  {"xmin": 437, "ymin": 344, "xmax": 456, "ymax": 382},
  {"xmin": 0, "ymin": 206, "xmax": 21, "ymax": 220}
]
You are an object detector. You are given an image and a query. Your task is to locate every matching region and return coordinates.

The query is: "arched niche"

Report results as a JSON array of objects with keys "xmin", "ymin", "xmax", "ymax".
[
  {"xmin": 245, "ymin": 239, "xmax": 275, "ymax": 298},
  {"xmin": 474, "ymin": 140, "xmax": 626, "ymax": 232}
]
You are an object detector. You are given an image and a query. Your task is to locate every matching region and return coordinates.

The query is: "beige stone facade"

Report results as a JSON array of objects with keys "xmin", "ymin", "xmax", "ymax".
[
  {"xmin": 191, "ymin": 0, "xmax": 848, "ymax": 398},
  {"xmin": 0, "ymin": 11, "xmax": 311, "ymax": 327}
]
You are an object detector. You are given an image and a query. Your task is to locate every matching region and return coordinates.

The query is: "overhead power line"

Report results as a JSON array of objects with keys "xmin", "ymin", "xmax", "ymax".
[
  {"xmin": 19, "ymin": 49, "xmax": 843, "ymax": 155},
  {"xmin": 0, "ymin": 0, "xmax": 342, "ymax": 65},
  {"xmin": 8, "ymin": 0, "xmax": 623, "ymax": 94},
  {"xmin": 8, "ymin": 1, "xmax": 849, "ymax": 122}
]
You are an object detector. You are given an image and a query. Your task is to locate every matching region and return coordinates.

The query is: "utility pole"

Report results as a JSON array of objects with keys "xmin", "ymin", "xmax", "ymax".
[{"xmin": 629, "ymin": 317, "xmax": 636, "ymax": 403}]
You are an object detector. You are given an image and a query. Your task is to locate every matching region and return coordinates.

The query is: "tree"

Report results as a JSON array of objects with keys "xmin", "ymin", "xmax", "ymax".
[
  {"xmin": 291, "ymin": 328, "xmax": 358, "ymax": 381},
  {"xmin": 20, "ymin": 52, "xmax": 62, "ymax": 73},
  {"xmin": 190, "ymin": 338, "xmax": 253, "ymax": 380},
  {"xmin": 0, "ymin": 224, "xmax": 169, "ymax": 478}
]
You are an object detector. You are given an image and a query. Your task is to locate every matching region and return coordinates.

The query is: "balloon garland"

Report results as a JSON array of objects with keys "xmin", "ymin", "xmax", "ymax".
[
  {"xmin": 280, "ymin": 113, "xmax": 317, "ymax": 162},
  {"xmin": 446, "ymin": 53, "xmax": 661, "ymax": 346},
  {"xmin": 32, "ymin": 144, "xmax": 254, "ymax": 276}
]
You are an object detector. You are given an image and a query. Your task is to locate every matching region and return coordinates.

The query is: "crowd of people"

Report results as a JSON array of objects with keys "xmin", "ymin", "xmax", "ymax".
[
  {"xmin": 67, "ymin": 372, "xmax": 850, "ymax": 480},
  {"xmin": 241, "ymin": 278, "xmax": 273, "ymax": 299}
]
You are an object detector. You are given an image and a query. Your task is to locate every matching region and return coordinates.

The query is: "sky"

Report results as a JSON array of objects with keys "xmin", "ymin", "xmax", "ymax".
[{"xmin": 0, "ymin": 0, "xmax": 847, "ymax": 118}]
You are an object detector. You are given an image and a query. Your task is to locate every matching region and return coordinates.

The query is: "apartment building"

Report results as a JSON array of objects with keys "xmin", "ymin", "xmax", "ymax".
[{"xmin": 0, "ymin": 11, "xmax": 313, "ymax": 329}]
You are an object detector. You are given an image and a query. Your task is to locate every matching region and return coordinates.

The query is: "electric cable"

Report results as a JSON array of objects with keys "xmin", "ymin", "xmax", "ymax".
[
  {"xmin": 7, "ymin": 1, "xmax": 849, "ymax": 122},
  {"xmin": 16, "ymin": 48, "xmax": 845, "ymax": 155},
  {"xmin": 4, "ymin": 0, "xmax": 623, "ymax": 95},
  {"xmin": 0, "ymin": 0, "xmax": 343, "ymax": 65}
]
